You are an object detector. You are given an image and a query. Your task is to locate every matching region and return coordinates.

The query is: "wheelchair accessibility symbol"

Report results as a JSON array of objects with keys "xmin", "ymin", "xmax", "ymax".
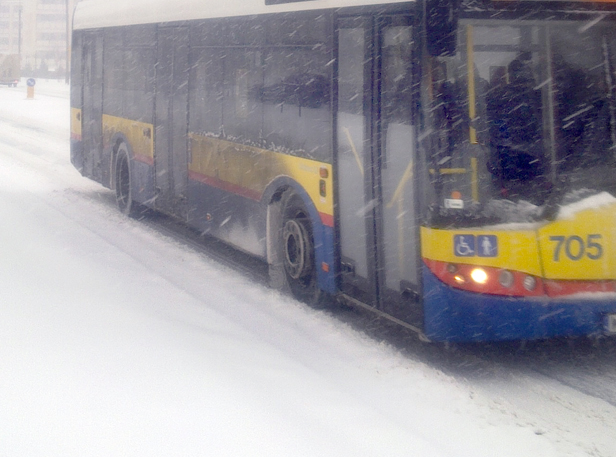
[
  {"xmin": 454, "ymin": 235, "xmax": 475, "ymax": 257},
  {"xmin": 454, "ymin": 235, "xmax": 498, "ymax": 258}
]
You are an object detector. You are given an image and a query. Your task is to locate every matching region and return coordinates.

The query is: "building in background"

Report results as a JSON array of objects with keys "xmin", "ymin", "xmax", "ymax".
[
  {"xmin": 0, "ymin": 0, "xmax": 77, "ymax": 79},
  {"xmin": 0, "ymin": 1, "xmax": 22, "ymax": 54}
]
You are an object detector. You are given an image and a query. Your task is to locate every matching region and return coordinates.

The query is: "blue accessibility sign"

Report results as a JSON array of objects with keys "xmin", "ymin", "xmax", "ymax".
[
  {"xmin": 454, "ymin": 235, "xmax": 476, "ymax": 257},
  {"xmin": 477, "ymin": 235, "xmax": 498, "ymax": 257},
  {"xmin": 454, "ymin": 235, "xmax": 498, "ymax": 258}
]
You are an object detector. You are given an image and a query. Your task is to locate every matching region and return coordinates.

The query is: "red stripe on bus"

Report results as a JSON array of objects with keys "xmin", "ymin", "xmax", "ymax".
[
  {"xmin": 188, "ymin": 170, "xmax": 262, "ymax": 201},
  {"xmin": 134, "ymin": 154, "xmax": 154, "ymax": 166},
  {"xmin": 189, "ymin": 170, "xmax": 334, "ymax": 226},
  {"xmin": 543, "ymin": 279, "xmax": 616, "ymax": 297},
  {"xmin": 320, "ymin": 212, "xmax": 334, "ymax": 227}
]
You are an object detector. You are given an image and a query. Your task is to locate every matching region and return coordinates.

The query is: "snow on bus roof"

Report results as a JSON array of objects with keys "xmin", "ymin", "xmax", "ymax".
[
  {"xmin": 73, "ymin": 0, "xmax": 412, "ymax": 30},
  {"xmin": 557, "ymin": 191, "xmax": 616, "ymax": 220}
]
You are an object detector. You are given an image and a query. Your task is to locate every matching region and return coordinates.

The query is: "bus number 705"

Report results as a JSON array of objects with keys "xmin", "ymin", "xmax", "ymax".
[{"xmin": 550, "ymin": 234, "xmax": 603, "ymax": 261}]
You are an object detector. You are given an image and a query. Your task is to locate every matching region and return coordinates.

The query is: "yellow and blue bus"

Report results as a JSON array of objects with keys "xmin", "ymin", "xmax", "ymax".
[{"xmin": 71, "ymin": 0, "xmax": 616, "ymax": 341}]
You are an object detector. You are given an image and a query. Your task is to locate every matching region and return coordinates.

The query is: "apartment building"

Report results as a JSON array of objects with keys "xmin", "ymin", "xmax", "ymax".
[
  {"xmin": 0, "ymin": 1, "xmax": 21, "ymax": 55},
  {"xmin": 0, "ymin": 0, "xmax": 77, "ymax": 78}
]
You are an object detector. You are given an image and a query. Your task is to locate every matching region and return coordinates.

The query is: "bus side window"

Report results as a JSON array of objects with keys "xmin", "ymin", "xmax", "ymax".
[{"xmin": 259, "ymin": 14, "xmax": 332, "ymax": 161}]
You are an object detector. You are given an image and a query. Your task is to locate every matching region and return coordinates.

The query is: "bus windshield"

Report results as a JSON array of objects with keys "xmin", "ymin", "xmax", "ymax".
[{"xmin": 425, "ymin": 16, "xmax": 616, "ymax": 227}]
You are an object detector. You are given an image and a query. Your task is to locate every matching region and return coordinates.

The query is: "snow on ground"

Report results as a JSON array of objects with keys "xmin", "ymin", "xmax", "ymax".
[{"xmin": 0, "ymin": 80, "xmax": 612, "ymax": 456}]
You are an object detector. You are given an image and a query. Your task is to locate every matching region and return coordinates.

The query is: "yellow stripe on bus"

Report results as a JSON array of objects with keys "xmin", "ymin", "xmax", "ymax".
[
  {"xmin": 422, "ymin": 201, "xmax": 616, "ymax": 280},
  {"xmin": 70, "ymin": 107, "xmax": 82, "ymax": 139},
  {"xmin": 188, "ymin": 134, "xmax": 333, "ymax": 221},
  {"xmin": 421, "ymin": 226, "xmax": 542, "ymax": 276},
  {"xmin": 102, "ymin": 114, "xmax": 154, "ymax": 163}
]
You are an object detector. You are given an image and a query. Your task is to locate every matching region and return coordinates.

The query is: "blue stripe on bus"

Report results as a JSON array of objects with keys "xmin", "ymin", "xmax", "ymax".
[{"xmin": 422, "ymin": 268, "xmax": 616, "ymax": 342}]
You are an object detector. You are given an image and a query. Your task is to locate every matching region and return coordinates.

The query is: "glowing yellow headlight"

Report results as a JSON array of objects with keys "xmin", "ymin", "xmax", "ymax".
[
  {"xmin": 470, "ymin": 268, "xmax": 488, "ymax": 284},
  {"xmin": 453, "ymin": 274, "xmax": 466, "ymax": 284}
]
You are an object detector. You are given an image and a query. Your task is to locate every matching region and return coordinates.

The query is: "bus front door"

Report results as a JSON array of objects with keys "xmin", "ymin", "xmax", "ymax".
[
  {"xmin": 154, "ymin": 26, "xmax": 190, "ymax": 219},
  {"xmin": 336, "ymin": 16, "xmax": 421, "ymax": 324}
]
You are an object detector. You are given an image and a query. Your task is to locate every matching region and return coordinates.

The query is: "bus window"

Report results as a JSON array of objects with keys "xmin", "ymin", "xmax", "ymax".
[
  {"xmin": 188, "ymin": 14, "xmax": 332, "ymax": 162},
  {"xmin": 188, "ymin": 47, "xmax": 224, "ymax": 137},
  {"xmin": 486, "ymin": 51, "xmax": 546, "ymax": 197},
  {"xmin": 423, "ymin": 20, "xmax": 616, "ymax": 227},
  {"xmin": 551, "ymin": 29, "xmax": 614, "ymax": 176},
  {"xmin": 260, "ymin": 14, "xmax": 332, "ymax": 161},
  {"xmin": 260, "ymin": 47, "xmax": 332, "ymax": 160},
  {"xmin": 426, "ymin": 50, "xmax": 484, "ymax": 213}
]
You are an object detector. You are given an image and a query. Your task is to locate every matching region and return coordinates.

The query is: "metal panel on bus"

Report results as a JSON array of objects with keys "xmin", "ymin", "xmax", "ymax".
[
  {"xmin": 154, "ymin": 26, "xmax": 190, "ymax": 218},
  {"xmin": 81, "ymin": 31, "xmax": 104, "ymax": 183}
]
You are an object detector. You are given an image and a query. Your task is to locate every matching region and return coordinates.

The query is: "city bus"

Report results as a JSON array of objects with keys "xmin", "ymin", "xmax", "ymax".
[{"xmin": 70, "ymin": 0, "xmax": 616, "ymax": 342}]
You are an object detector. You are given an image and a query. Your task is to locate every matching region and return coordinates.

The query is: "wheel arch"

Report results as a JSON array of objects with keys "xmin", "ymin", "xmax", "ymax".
[{"xmin": 263, "ymin": 176, "xmax": 336, "ymax": 295}]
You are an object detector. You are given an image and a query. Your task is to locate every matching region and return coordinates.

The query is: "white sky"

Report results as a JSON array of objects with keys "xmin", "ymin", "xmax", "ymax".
[{"xmin": 0, "ymin": 81, "xmax": 615, "ymax": 456}]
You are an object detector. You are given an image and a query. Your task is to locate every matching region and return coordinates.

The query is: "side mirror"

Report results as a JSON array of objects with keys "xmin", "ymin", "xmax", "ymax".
[{"xmin": 425, "ymin": 0, "xmax": 460, "ymax": 56}]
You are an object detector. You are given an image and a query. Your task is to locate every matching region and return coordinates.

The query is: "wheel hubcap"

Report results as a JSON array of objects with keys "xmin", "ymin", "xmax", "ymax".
[{"xmin": 283, "ymin": 219, "xmax": 308, "ymax": 280}]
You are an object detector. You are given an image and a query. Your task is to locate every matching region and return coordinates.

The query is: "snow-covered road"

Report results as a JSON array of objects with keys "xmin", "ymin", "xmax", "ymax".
[{"xmin": 0, "ymin": 81, "xmax": 615, "ymax": 456}]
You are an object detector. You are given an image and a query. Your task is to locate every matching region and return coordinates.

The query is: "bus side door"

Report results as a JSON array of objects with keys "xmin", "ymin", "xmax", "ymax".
[
  {"xmin": 154, "ymin": 26, "xmax": 190, "ymax": 219},
  {"xmin": 81, "ymin": 31, "xmax": 104, "ymax": 184},
  {"xmin": 336, "ymin": 15, "xmax": 421, "ymax": 324}
]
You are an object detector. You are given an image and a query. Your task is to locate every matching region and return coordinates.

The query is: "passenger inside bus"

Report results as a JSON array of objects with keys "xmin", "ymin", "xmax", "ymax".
[
  {"xmin": 486, "ymin": 52, "xmax": 548, "ymax": 203},
  {"xmin": 553, "ymin": 51, "xmax": 613, "ymax": 174},
  {"xmin": 431, "ymin": 62, "xmax": 465, "ymax": 157},
  {"xmin": 426, "ymin": 22, "xmax": 616, "ymax": 225}
]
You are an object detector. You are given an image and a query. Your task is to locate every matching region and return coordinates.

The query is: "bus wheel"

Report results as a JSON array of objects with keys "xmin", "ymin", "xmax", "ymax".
[
  {"xmin": 115, "ymin": 144, "xmax": 140, "ymax": 217},
  {"xmin": 279, "ymin": 191, "xmax": 323, "ymax": 305}
]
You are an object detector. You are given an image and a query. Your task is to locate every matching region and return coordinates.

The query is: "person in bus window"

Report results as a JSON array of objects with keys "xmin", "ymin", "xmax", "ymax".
[
  {"xmin": 487, "ymin": 52, "xmax": 546, "ymax": 202},
  {"xmin": 432, "ymin": 62, "xmax": 464, "ymax": 163},
  {"xmin": 553, "ymin": 52, "xmax": 612, "ymax": 172}
]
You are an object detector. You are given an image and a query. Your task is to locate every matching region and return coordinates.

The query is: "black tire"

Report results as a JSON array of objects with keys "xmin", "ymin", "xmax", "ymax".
[
  {"xmin": 115, "ymin": 144, "xmax": 141, "ymax": 218},
  {"xmin": 278, "ymin": 191, "xmax": 324, "ymax": 305}
]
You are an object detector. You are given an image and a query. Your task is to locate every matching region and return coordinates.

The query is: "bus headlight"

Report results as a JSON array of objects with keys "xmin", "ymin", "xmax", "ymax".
[{"xmin": 470, "ymin": 268, "xmax": 488, "ymax": 284}]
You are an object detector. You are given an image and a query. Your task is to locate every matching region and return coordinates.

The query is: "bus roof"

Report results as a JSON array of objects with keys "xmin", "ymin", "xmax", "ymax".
[{"xmin": 72, "ymin": 0, "xmax": 413, "ymax": 30}]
